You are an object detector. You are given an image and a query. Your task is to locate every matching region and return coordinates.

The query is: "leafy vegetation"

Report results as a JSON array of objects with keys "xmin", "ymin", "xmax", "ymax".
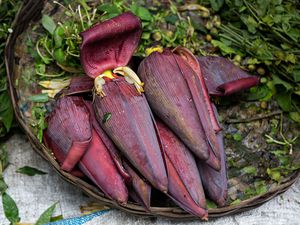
[
  {"xmin": 224, "ymin": 105, "xmax": 299, "ymax": 203},
  {"xmin": 35, "ymin": 202, "xmax": 58, "ymax": 225},
  {"xmin": 1, "ymin": 143, "xmax": 60, "ymax": 224},
  {"xmin": 2, "ymin": 192, "xmax": 20, "ymax": 225},
  {"xmin": 197, "ymin": 0, "xmax": 300, "ymax": 123},
  {"xmin": 0, "ymin": 144, "xmax": 9, "ymax": 196},
  {"xmin": 16, "ymin": 166, "xmax": 47, "ymax": 176},
  {"xmin": 0, "ymin": 0, "xmax": 21, "ymax": 137}
]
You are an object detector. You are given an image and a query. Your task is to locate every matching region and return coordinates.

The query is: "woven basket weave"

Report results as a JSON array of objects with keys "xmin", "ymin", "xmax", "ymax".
[{"xmin": 5, "ymin": 0, "xmax": 300, "ymax": 220}]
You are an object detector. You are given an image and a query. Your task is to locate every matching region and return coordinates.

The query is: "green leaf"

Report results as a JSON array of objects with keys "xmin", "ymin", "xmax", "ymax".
[
  {"xmin": 165, "ymin": 14, "xmax": 179, "ymax": 25},
  {"xmin": 53, "ymin": 27, "xmax": 64, "ymax": 48},
  {"xmin": 28, "ymin": 93, "xmax": 49, "ymax": 103},
  {"xmin": 285, "ymin": 54, "xmax": 296, "ymax": 64},
  {"xmin": 0, "ymin": 92, "xmax": 10, "ymax": 112},
  {"xmin": 286, "ymin": 28, "xmax": 300, "ymax": 42},
  {"xmin": 267, "ymin": 168, "xmax": 281, "ymax": 182},
  {"xmin": 0, "ymin": 92, "xmax": 13, "ymax": 131},
  {"xmin": 277, "ymin": 155, "xmax": 290, "ymax": 166},
  {"xmin": 292, "ymin": 70, "xmax": 300, "ymax": 82},
  {"xmin": 246, "ymin": 85, "xmax": 270, "ymax": 101},
  {"xmin": 289, "ymin": 112, "xmax": 300, "ymax": 123},
  {"xmin": 244, "ymin": 187, "xmax": 257, "ymax": 198},
  {"xmin": 98, "ymin": 4, "xmax": 121, "ymax": 15},
  {"xmin": 206, "ymin": 199, "xmax": 217, "ymax": 209},
  {"xmin": 102, "ymin": 112, "xmax": 112, "ymax": 124},
  {"xmin": 130, "ymin": 4, "xmax": 153, "ymax": 21},
  {"xmin": 141, "ymin": 32, "xmax": 150, "ymax": 40},
  {"xmin": 2, "ymin": 192, "xmax": 20, "ymax": 224},
  {"xmin": 233, "ymin": 133, "xmax": 242, "ymax": 141},
  {"xmin": 211, "ymin": 40, "xmax": 235, "ymax": 55},
  {"xmin": 209, "ymin": 0, "xmax": 224, "ymax": 11},
  {"xmin": 38, "ymin": 127, "xmax": 45, "ymax": 143},
  {"xmin": 0, "ymin": 76, "xmax": 7, "ymax": 92},
  {"xmin": 254, "ymin": 180, "xmax": 268, "ymax": 195},
  {"xmin": 53, "ymin": 48, "xmax": 65, "ymax": 64},
  {"xmin": 276, "ymin": 91, "xmax": 292, "ymax": 111},
  {"xmin": 262, "ymin": 15, "xmax": 274, "ymax": 26},
  {"xmin": 35, "ymin": 202, "xmax": 57, "ymax": 225},
  {"xmin": 35, "ymin": 63, "xmax": 46, "ymax": 74},
  {"xmin": 251, "ymin": 39, "xmax": 274, "ymax": 61},
  {"xmin": 16, "ymin": 166, "xmax": 47, "ymax": 176},
  {"xmin": 272, "ymin": 75, "xmax": 293, "ymax": 91},
  {"xmin": 0, "ymin": 179, "xmax": 8, "ymax": 195},
  {"xmin": 288, "ymin": 164, "xmax": 300, "ymax": 172},
  {"xmin": 242, "ymin": 166, "xmax": 257, "ymax": 175},
  {"xmin": 31, "ymin": 106, "xmax": 47, "ymax": 142},
  {"xmin": 0, "ymin": 144, "xmax": 8, "ymax": 172},
  {"xmin": 241, "ymin": 15, "xmax": 258, "ymax": 34},
  {"xmin": 1, "ymin": 107, "xmax": 13, "ymax": 132},
  {"xmin": 281, "ymin": 43, "xmax": 291, "ymax": 50},
  {"xmin": 247, "ymin": 58, "xmax": 260, "ymax": 65},
  {"xmin": 101, "ymin": 13, "xmax": 120, "ymax": 20},
  {"xmin": 50, "ymin": 215, "xmax": 63, "ymax": 222},
  {"xmin": 271, "ymin": 149, "xmax": 287, "ymax": 157},
  {"xmin": 230, "ymin": 199, "xmax": 241, "ymax": 205},
  {"xmin": 41, "ymin": 15, "xmax": 56, "ymax": 35}
]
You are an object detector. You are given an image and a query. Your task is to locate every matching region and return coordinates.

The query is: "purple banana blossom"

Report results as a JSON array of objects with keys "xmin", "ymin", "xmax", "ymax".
[
  {"xmin": 44, "ymin": 96, "xmax": 128, "ymax": 204},
  {"xmin": 198, "ymin": 56, "xmax": 260, "ymax": 96},
  {"xmin": 79, "ymin": 13, "xmax": 168, "ymax": 192},
  {"xmin": 45, "ymin": 96, "xmax": 92, "ymax": 171},
  {"xmin": 138, "ymin": 49, "xmax": 221, "ymax": 170}
]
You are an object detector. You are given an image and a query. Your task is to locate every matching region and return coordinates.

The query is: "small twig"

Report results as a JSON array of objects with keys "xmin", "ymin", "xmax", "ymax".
[
  {"xmin": 78, "ymin": 5, "xmax": 85, "ymax": 30},
  {"xmin": 35, "ymin": 70, "xmax": 65, "ymax": 77},
  {"xmin": 264, "ymin": 113, "xmax": 298, "ymax": 154},
  {"xmin": 225, "ymin": 110, "xmax": 282, "ymax": 124},
  {"xmin": 80, "ymin": 202, "xmax": 109, "ymax": 214},
  {"xmin": 66, "ymin": 46, "xmax": 79, "ymax": 57},
  {"xmin": 53, "ymin": 1, "xmax": 68, "ymax": 11},
  {"xmin": 35, "ymin": 39, "xmax": 52, "ymax": 63},
  {"xmin": 91, "ymin": 8, "xmax": 97, "ymax": 22}
]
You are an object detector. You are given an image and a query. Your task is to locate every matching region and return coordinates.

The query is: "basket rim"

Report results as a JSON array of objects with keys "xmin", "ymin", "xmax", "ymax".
[{"xmin": 4, "ymin": 0, "xmax": 300, "ymax": 220}]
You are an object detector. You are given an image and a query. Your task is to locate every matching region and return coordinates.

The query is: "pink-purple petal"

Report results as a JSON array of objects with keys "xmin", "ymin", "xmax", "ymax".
[
  {"xmin": 45, "ymin": 96, "xmax": 92, "ymax": 171},
  {"xmin": 80, "ymin": 12, "xmax": 142, "ymax": 78},
  {"xmin": 198, "ymin": 56, "xmax": 259, "ymax": 96}
]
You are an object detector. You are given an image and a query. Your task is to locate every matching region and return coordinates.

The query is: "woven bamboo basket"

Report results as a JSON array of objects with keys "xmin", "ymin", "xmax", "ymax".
[{"xmin": 5, "ymin": 0, "xmax": 300, "ymax": 220}]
